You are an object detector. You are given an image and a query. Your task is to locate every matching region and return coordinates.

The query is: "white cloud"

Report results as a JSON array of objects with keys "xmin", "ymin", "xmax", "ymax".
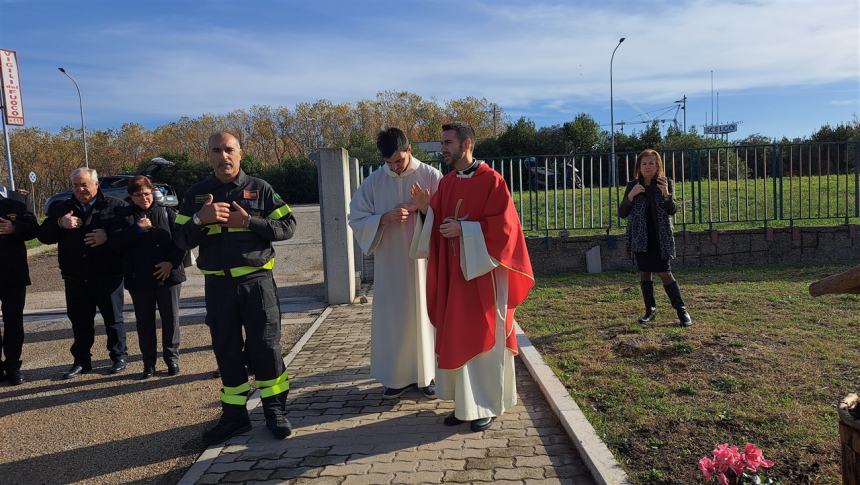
[{"xmin": 29, "ymin": 0, "xmax": 860, "ymax": 128}]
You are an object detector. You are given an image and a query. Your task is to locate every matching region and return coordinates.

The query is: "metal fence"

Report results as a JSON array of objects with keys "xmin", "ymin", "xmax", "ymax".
[{"xmin": 359, "ymin": 141, "xmax": 860, "ymax": 235}]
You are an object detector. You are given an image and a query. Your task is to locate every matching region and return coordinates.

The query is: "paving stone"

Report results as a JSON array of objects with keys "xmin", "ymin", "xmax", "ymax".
[
  {"xmin": 443, "ymin": 469, "xmax": 495, "ymax": 482},
  {"xmin": 496, "ymin": 467, "xmax": 546, "ymax": 480},
  {"xmin": 189, "ymin": 302, "xmax": 594, "ymax": 485},
  {"xmin": 440, "ymin": 448, "xmax": 486, "ymax": 460},
  {"xmin": 465, "ymin": 457, "xmax": 515, "ymax": 470},
  {"xmin": 393, "ymin": 450, "xmax": 441, "ymax": 461},
  {"xmin": 270, "ymin": 466, "xmax": 323, "ymax": 480},
  {"xmin": 492, "ymin": 445, "xmax": 535, "ymax": 457},
  {"xmin": 416, "ymin": 459, "xmax": 466, "ymax": 472},
  {"xmin": 391, "ymin": 471, "xmax": 444, "ymax": 484},
  {"xmin": 369, "ymin": 461, "xmax": 417, "ymax": 473},
  {"xmin": 222, "ymin": 469, "xmax": 274, "ymax": 482},
  {"xmin": 320, "ymin": 463, "xmax": 374, "ymax": 476},
  {"xmin": 196, "ymin": 473, "xmax": 225, "ymax": 484},
  {"xmin": 207, "ymin": 460, "xmax": 256, "ymax": 474},
  {"xmin": 462, "ymin": 438, "xmax": 509, "ymax": 449},
  {"xmin": 342, "ymin": 473, "xmax": 395, "ymax": 485}
]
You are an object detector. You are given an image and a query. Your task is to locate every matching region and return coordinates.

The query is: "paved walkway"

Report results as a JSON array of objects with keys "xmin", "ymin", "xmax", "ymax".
[{"xmin": 185, "ymin": 299, "xmax": 596, "ymax": 484}]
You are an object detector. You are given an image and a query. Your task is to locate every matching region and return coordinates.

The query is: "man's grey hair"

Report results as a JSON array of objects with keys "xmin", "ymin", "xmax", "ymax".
[{"xmin": 70, "ymin": 167, "xmax": 98, "ymax": 183}]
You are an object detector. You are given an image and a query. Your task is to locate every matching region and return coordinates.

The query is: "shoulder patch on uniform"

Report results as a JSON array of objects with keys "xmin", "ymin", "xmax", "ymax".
[
  {"xmin": 194, "ymin": 194, "xmax": 210, "ymax": 203},
  {"xmin": 243, "ymin": 189, "xmax": 259, "ymax": 200},
  {"xmin": 5, "ymin": 213, "xmax": 16, "ymax": 221}
]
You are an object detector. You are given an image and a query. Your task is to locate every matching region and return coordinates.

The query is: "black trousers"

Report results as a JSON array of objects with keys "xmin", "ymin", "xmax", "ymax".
[
  {"xmin": 64, "ymin": 277, "xmax": 128, "ymax": 365},
  {"xmin": 205, "ymin": 272, "xmax": 283, "ymax": 396},
  {"xmin": 129, "ymin": 284, "xmax": 181, "ymax": 368},
  {"xmin": 0, "ymin": 285, "xmax": 26, "ymax": 371}
]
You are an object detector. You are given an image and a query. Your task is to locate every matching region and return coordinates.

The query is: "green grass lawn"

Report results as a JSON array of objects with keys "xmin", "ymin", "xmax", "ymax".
[
  {"xmin": 516, "ymin": 264, "xmax": 860, "ymax": 484},
  {"xmin": 510, "ymin": 174, "xmax": 860, "ymax": 237}
]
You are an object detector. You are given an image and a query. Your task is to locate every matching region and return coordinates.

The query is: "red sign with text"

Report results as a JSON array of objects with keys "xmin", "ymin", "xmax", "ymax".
[{"xmin": 1, "ymin": 49, "xmax": 25, "ymax": 126}]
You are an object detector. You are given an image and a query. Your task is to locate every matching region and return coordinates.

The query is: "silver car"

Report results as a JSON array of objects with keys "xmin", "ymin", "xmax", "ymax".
[{"xmin": 46, "ymin": 157, "xmax": 178, "ymax": 213}]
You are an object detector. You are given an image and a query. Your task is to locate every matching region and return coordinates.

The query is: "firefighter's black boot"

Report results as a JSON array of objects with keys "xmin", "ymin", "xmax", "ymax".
[
  {"xmin": 202, "ymin": 403, "xmax": 251, "ymax": 445},
  {"xmin": 638, "ymin": 281, "xmax": 657, "ymax": 323},
  {"xmin": 262, "ymin": 393, "xmax": 292, "ymax": 440},
  {"xmin": 664, "ymin": 281, "xmax": 693, "ymax": 327}
]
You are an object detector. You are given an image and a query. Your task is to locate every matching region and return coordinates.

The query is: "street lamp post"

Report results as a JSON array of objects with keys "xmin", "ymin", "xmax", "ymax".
[
  {"xmin": 609, "ymin": 37, "xmax": 625, "ymax": 226},
  {"xmin": 58, "ymin": 67, "xmax": 89, "ymax": 168}
]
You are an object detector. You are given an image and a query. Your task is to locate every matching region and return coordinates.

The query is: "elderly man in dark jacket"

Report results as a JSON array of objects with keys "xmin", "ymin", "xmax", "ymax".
[
  {"xmin": 38, "ymin": 167, "xmax": 129, "ymax": 378},
  {"xmin": 0, "ymin": 185, "xmax": 38, "ymax": 385},
  {"xmin": 112, "ymin": 176, "xmax": 186, "ymax": 379}
]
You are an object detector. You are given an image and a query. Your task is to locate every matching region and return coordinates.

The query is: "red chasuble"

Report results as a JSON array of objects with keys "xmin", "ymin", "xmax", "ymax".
[{"xmin": 426, "ymin": 163, "xmax": 534, "ymax": 369}]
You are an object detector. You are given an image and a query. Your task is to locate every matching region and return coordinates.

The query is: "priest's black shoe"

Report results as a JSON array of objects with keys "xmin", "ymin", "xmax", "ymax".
[
  {"xmin": 110, "ymin": 359, "xmax": 127, "ymax": 374},
  {"xmin": 62, "ymin": 364, "xmax": 92, "ymax": 379},
  {"xmin": 140, "ymin": 367, "xmax": 155, "ymax": 379},
  {"xmin": 470, "ymin": 417, "xmax": 495, "ymax": 432},
  {"xmin": 444, "ymin": 412, "xmax": 465, "ymax": 426},
  {"xmin": 167, "ymin": 362, "xmax": 180, "ymax": 376},
  {"xmin": 7, "ymin": 370, "xmax": 24, "ymax": 386}
]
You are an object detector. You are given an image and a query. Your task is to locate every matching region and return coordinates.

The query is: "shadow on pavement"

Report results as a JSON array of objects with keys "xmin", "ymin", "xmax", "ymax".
[
  {"xmin": 0, "ymin": 422, "xmax": 208, "ymax": 485},
  {"xmin": 0, "ymin": 371, "xmax": 216, "ymax": 418}
]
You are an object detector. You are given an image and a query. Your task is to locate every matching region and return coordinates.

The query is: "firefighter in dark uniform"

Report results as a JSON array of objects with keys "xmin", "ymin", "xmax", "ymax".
[
  {"xmin": 175, "ymin": 132, "xmax": 296, "ymax": 444},
  {"xmin": 0, "ymin": 185, "xmax": 38, "ymax": 385}
]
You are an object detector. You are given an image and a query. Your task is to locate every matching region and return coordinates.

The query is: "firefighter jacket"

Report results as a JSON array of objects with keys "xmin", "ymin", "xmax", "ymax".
[
  {"xmin": 0, "ymin": 187, "xmax": 39, "ymax": 287},
  {"xmin": 174, "ymin": 171, "xmax": 296, "ymax": 276},
  {"xmin": 38, "ymin": 190, "xmax": 127, "ymax": 281}
]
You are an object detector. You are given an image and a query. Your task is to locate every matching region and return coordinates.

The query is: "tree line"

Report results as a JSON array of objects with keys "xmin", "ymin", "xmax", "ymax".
[{"xmin": 1, "ymin": 90, "xmax": 857, "ymax": 207}]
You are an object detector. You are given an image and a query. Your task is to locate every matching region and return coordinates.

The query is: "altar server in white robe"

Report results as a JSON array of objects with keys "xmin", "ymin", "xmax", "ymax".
[{"xmin": 349, "ymin": 127, "xmax": 443, "ymax": 399}]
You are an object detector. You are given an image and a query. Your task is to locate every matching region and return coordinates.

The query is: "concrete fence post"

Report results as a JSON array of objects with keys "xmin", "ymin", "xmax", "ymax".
[
  {"xmin": 348, "ymin": 156, "xmax": 364, "ymax": 282},
  {"xmin": 318, "ymin": 148, "xmax": 356, "ymax": 304}
]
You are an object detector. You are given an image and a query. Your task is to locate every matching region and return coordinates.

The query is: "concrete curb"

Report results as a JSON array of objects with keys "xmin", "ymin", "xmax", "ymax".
[
  {"xmin": 515, "ymin": 323, "xmax": 631, "ymax": 485},
  {"xmin": 177, "ymin": 305, "xmax": 333, "ymax": 485}
]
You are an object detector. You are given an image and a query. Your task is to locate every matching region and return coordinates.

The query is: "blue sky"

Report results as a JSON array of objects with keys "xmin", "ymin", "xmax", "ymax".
[{"xmin": 1, "ymin": 0, "xmax": 857, "ymax": 140}]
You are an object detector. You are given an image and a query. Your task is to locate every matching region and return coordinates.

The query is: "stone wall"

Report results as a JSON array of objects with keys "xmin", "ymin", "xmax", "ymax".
[
  {"xmin": 527, "ymin": 225, "xmax": 860, "ymax": 275},
  {"xmin": 359, "ymin": 225, "xmax": 859, "ymax": 281}
]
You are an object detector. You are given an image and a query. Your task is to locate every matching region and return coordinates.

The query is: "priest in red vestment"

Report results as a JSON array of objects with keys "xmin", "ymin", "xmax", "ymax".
[{"xmin": 410, "ymin": 121, "xmax": 534, "ymax": 432}]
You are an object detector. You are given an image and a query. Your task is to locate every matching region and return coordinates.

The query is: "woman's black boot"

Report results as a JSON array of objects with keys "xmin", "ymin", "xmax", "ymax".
[
  {"xmin": 638, "ymin": 281, "xmax": 657, "ymax": 323},
  {"xmin": 663, "ymin": 281, "xmax": 692, "ymax": 327}
]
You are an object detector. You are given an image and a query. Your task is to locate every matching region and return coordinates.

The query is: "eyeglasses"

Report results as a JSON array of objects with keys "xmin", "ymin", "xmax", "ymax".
[{"xmin": 132, "ymin": 192, "xmax": 153, "ymax": 198}]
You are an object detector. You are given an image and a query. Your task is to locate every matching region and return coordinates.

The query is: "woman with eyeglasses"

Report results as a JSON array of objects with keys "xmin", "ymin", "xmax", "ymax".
[
  {"xmin": 618, "ymin": 149, "xmax": 692, "ymax": 327},
  {"xmin": 112, "ymin": 176, "xmax": 186, "ymax": 378}
]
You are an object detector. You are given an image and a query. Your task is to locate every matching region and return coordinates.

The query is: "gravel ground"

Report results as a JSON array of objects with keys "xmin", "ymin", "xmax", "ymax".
[{"xmin": 0, "ymin": 205, "xmax": 326, "ymax": 484}]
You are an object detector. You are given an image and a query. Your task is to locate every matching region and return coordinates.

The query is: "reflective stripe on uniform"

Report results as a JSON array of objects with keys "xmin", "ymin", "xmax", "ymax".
[
  {"xmin": 258, "ymin": 370, "xmax": 290, "ymax": 398},
  {"xmin": 220, "ymin": 381, "xmax": 250, "ymax": 406},
  {"xmin": 267, "ymin": 204, "xmax": 292, "ymax": 220},
  {"xmin": 227, "ymin": 227, "xmax": 252, "ymax": 233},
  {"xmin": 200, "ymin": 257, "xmax": 276, "ymax": 278},
  {"xmin": 205, "ymin": 225, "xmax": 221, "ymax": 236},
  {"xmin": 175, "ymin": 214, "xmax": 191, "ymax": 224}
]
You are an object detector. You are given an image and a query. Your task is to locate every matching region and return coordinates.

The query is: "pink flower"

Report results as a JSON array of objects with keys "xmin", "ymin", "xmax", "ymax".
[
  {"xmin": 715, "ymin": 471, "xmax": 730, "ymax": 485},
  {"xmin": 698, "ymin": 457, "xmax": 715, "ymax": 481},
  {"xmin": 741, "ymin": 443, "xmax": 774, "ymax": 471},
  {"xmin": 711, "ymin": 443, "xmax": 742, "ymax": 474}
]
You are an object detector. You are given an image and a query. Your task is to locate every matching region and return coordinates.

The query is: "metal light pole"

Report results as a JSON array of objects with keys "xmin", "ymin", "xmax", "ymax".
[
  {"xmin": 609, "ymin": 37, "xmax": 625, "ymax": 228},
  {"xmin": 58, "ymin": 67, "xmax": 89, "ymax": 168}
]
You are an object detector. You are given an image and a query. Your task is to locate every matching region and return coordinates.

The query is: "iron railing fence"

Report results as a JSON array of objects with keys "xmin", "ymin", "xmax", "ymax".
[{"xmin": 358, "ymin": 141, "xmax": 860, "ymax": 236}]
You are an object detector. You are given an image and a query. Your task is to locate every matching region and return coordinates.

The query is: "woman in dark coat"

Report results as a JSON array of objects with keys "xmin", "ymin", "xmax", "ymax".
[
  {"xmin": 113, "ymin": 176, "xmax": 186, "ymax": 378},
  {"xmin": 618, "ymin": 149, "xmax": 692, "ymax": 327}
]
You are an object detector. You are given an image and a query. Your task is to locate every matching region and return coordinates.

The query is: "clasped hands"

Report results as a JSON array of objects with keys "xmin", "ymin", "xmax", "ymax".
[{"xmin": 197, "ymin": 194, "xmax": 251, "ymax": 228}]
